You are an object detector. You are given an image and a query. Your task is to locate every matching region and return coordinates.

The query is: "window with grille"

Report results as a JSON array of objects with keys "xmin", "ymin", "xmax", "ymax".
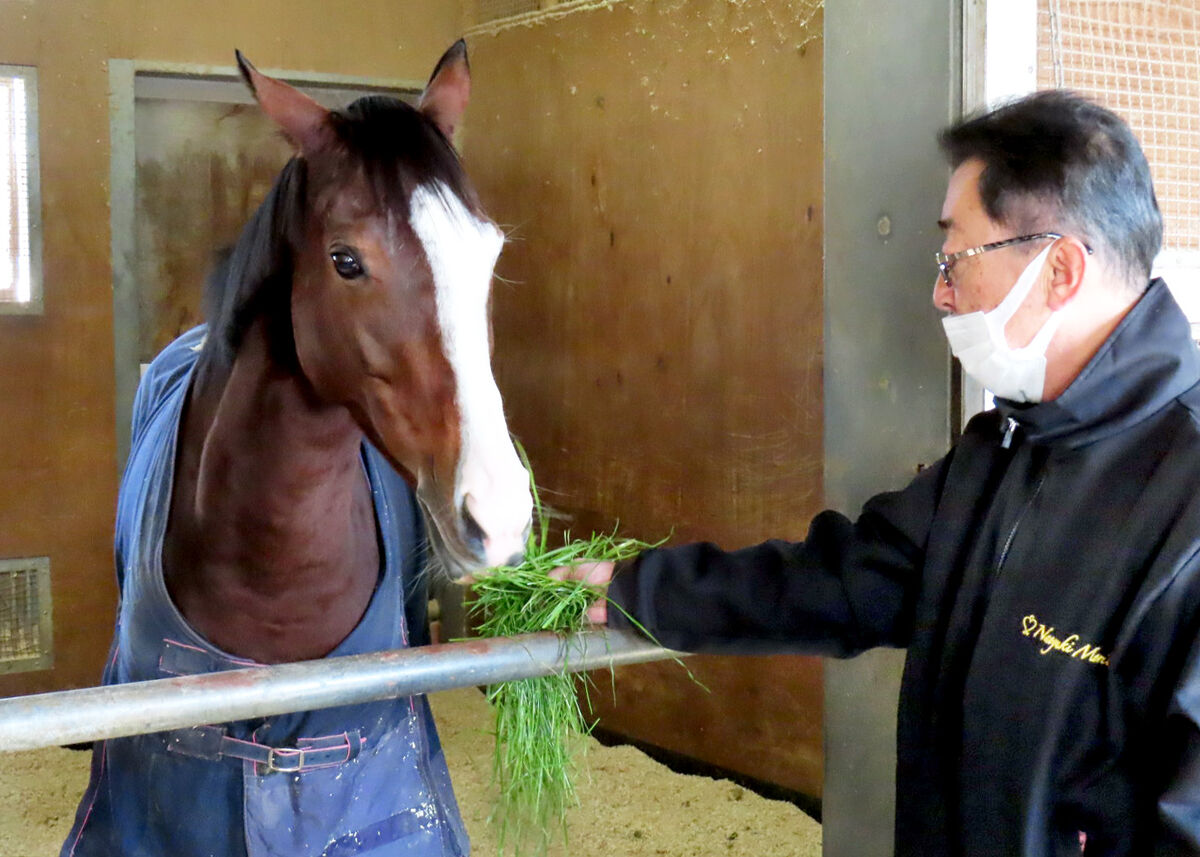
[
  {"xmin": 972, "ymin": 1, "xmax": 1200, "ymax": 350},
  {"xmin": 0, "ymin": 65, "xmax": 41, "ymax": 314},
  {"xmin": 1034, "ymin": 1, "xmax": 1200, "ymax": 337},
  {"xmin": 962, "ymin": 1, "xmax": 1200, "ymax": 419}
]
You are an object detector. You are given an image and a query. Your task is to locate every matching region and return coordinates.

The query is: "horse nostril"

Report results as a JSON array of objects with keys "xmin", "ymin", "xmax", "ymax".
[
  {"xmin": 503, "ymin": 551, "xmax": 525, "ymax": 569},
  {"xmin": 460, "ymin": 500, "xmax": 486, "ymax": 561}
]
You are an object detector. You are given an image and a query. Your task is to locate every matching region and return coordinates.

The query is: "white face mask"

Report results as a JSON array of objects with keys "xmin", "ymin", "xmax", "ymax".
[{"xmin": 941, "ymin": 244, "xmax": 1059, "ymax": 403}]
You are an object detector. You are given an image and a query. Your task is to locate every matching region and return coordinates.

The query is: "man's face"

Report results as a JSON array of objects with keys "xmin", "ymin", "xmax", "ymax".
[{"xmin": 934, "ymin": 158, "xmax": 1053, "ymax": 349}]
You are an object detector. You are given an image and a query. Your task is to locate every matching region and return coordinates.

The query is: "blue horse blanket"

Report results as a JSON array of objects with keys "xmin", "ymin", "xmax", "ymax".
[{"xmin": 62, "ymin": 325, "xmax": 470, "ymax": 857}]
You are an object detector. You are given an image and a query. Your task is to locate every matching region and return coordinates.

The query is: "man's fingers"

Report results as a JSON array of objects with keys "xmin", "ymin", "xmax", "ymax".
[
  {"xmin": 546, "ymin": 561, "xmax": 615, "ymax": 624},
  {"xmin": 570, "ymin": 561, "xmax": 616, "ymax": 585},
  {"xmin": 586, "ymin": 601, "xmax": 609, "ymax": 625}
]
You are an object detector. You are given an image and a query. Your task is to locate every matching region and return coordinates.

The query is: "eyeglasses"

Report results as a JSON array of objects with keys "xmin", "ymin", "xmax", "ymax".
[{"xmin": 935, "ymin": 232, "xmax": 1092, "ymax": 288}]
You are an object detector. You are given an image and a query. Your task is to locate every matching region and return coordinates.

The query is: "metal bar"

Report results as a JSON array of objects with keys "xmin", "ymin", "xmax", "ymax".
[{"xmin": 0, "ymin": 630, "xmax": 679, "ymax": 752}]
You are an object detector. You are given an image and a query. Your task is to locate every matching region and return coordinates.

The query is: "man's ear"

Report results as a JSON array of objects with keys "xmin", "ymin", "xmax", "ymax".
[{"xmin": 1046, "ymin": 237, "xmax": 1091, "ymax": 310}]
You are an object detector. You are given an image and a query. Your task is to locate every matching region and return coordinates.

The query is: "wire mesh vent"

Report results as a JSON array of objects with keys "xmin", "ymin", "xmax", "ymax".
[
  {"xmin": 1039, "ymin": 1, "xmax": 1200, "ymax": 251},
  {"xmin": 0, "ymin": 556, "xmax": 52, "ymax": 674}
]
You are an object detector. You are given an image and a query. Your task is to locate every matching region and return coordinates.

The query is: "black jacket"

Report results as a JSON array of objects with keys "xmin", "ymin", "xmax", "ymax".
[{"xmin": 608, "ymin": 280, "xmax": 1200, "ymax": 856}]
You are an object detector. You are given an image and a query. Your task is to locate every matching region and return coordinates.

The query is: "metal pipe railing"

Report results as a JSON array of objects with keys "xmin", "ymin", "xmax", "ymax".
[{"xmin": 0, "ymin": 630, "xmax": 679, "ymax": 752}]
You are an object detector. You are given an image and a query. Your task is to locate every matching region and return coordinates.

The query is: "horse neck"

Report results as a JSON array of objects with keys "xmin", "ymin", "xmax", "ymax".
[{"xmin": 182, "ymin": 321, "xmax": 377, "ymax": 587}]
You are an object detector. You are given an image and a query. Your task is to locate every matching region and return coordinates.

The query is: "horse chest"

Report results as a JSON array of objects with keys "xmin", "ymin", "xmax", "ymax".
[{"xmin": 163, "ymin": 459, "xmax": 383, "ymax": 664}]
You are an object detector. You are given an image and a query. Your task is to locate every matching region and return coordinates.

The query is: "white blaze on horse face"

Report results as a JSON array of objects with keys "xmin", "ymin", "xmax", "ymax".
[{"xmin": 408, "ymin": 183, "xmax": 531, "ymax": 568}]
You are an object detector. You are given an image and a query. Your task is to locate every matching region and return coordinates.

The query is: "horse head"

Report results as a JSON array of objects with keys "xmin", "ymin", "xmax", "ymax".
[{"xmin": 232, "ymin": 43, "xmax": 531, "ymax": 579}]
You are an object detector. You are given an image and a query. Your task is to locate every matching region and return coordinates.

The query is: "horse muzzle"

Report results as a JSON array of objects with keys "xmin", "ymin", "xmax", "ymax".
[
  {"xmin": 418, "ymin": 486, "xmax": 531, "ymax": 580},
  {"xmin": 459, "ymin": 493, "xmax": 529, "ymax": 570}
]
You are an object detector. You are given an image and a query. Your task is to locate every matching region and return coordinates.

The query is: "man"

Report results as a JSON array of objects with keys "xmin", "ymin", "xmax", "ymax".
[{"xmin": 561, "ymin": 91, "xmax": 1200, "ymax": 854}]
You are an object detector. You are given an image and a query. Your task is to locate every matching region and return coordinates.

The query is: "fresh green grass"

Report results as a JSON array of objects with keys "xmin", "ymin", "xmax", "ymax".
[{"xmin": 466, "ymin": 458, "xmax": 664, "ymax": 855}]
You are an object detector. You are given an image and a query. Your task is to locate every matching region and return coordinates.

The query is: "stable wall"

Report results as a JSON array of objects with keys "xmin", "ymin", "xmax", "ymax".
[
  {"xmin": 465, "ymin": 0, "xmax": 826, "ymax": 800},
  {"xmin": 0, "ymin": 0, "xmax": 465, "ymax": 697}
]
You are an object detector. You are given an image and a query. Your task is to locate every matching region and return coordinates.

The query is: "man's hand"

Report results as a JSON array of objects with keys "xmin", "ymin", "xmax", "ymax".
[{"xmin": 549, "ymin": 560, "xmax": 615, "ymax": 625}]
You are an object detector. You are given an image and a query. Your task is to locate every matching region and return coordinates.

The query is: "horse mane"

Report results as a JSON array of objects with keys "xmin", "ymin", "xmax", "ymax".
[{"xmin": 197, "ymin": 94, "xmax": 481, "ymax": 381}]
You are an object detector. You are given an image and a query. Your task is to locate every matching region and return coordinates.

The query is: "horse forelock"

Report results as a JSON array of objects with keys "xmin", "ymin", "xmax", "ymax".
[{"xmin": 328, "ymin": 95, "xmax": 483, "ymax": 222}]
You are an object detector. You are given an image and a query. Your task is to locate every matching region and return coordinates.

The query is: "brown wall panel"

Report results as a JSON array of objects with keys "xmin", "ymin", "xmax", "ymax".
[
  {"xmin": 466, "ymin": 0, "xmax": 825, "ymax": 798},
  {"xmin": 0, "ymin": 0, "xmax": 828, "ymax": 803},
  {"xmin": 0, "ymin": 1, "xmax": 465, "ymax": 697}
]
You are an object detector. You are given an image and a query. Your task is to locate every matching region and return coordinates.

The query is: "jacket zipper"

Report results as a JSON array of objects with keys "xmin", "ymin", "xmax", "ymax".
[
  {"xmin": 994, "ymin": 415, "xmax": 1046, "ymax": 578},
  {"xmin": 995, "ymin": 473, "xmax": 1046, "ymax": 576},
  {"xmin": 1000, "ymin": 416, "xmax": 1019, "ymax": 449}
]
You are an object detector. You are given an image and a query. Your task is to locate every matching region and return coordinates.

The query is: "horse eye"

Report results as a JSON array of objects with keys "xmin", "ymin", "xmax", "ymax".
[{"xmin": 330, "ymin": 250, "xmax": 365, "ymax": 280}]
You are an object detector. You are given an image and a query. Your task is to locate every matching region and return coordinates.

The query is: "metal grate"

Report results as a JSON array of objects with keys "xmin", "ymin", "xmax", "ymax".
[
  {"xmin": 0, "ymin": 557, "xmax": 52, "ymax": 674},
  {"xmin": 1039, "ymin": 1, "xmax": 1200, "ymax": 251}
]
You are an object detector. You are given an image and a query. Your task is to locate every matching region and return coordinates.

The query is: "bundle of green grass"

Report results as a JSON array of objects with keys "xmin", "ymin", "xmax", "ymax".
[{"xmin": 467, "ymin": 473, "xmax": 664, "ymax": 855}]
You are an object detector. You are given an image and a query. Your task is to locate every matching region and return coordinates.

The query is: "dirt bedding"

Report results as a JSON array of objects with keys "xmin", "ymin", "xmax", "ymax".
[{"xmin": 0, "ymin": 686, "xmax": 820, "ymax": 856}]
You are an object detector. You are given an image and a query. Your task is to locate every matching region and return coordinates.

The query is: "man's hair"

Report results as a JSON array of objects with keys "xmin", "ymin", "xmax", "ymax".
[{"xmin": 939, "ymin": 90, "xmax": 1162, "ymax": 291}]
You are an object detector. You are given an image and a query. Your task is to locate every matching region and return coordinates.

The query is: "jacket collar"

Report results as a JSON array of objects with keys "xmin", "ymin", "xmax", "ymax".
[{"xmin": 995, "ymin": 279, "xmax": 1200, "ymax": 447}]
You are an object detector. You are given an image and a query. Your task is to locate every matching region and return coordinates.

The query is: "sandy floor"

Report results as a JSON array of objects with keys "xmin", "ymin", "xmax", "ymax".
[{"xmin": 0, "ymin": 686, "xmax": 820, "ymax": 857}]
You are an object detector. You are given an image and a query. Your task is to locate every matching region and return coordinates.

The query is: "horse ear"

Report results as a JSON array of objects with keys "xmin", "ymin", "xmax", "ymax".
[
  {"xmin": 418, "ymin": 40, "xmax": 471, "ymax": 143},
  {"xmin": 236, "ymin": 50, "xmax": 332, "ymax": 155}
]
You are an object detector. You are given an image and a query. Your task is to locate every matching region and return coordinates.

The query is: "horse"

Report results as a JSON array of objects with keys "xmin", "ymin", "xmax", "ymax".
[{"xmin": 62, "ymin": 41, "xmax": 532, "ymax": 857}]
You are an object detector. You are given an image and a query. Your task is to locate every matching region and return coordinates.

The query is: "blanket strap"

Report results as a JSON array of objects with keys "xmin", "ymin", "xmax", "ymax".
[{"xmin": 164, "ymin": 725, "xmax": 364, "ymax": 774}]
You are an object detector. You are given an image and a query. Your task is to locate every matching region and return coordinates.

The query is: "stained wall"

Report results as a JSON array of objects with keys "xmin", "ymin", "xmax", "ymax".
[
  {"xmin": 0, "ymin": 0, "xmax": 830, "ymax": 804},
  {"xmin": 465, "ymin": 0, "xmax": 826, "ymax": 799}
]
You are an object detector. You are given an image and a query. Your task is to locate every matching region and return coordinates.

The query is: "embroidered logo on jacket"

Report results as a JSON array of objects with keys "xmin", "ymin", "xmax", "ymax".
[{"xmin": 1021, "ymin": 614, "xmax": 1110, "ymax": 666}]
